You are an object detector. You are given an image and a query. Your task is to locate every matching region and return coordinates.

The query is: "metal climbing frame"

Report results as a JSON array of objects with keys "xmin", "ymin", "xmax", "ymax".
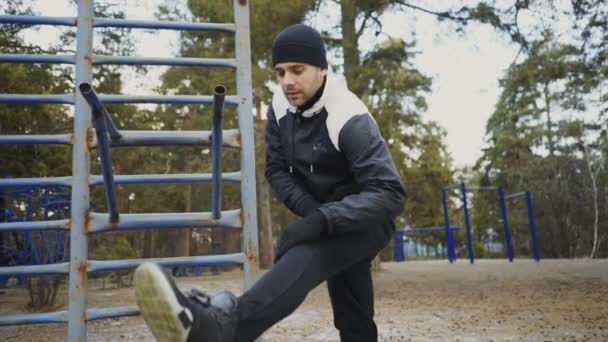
[{"xmin": 0, "ymin": 1, "xmax": 259, "ymax": 340}]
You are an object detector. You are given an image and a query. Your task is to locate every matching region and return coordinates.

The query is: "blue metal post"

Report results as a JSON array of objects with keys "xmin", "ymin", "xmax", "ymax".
[
  {"xmin": 79, "ymin": 84, "xmax": 120, "ymax": 223},
  {"xmin": 460, "ymin": 182, "xmax": 474, "ymax": 264},
  {"xmin": 68, "ymin": 1, "xmax": 94, "ymax": 339},
  {"xmin": 497, "ymin": 186, "xmax": 514, "ymax": 262},
  {"xmin": 393, "ymin": 230, "xmax": 404, "ymax": 262},
  {"xmin": 211, "ymin": 85, "xmax": 225, "ymax": 220},
  {"xmin": 234, "ymin": 0, "xmax": 259, "ymax": 289},
  {"xmin": 525, "ymin": 191, "xmax": 540, "ymax": 262},
  {"xmin": 441, "ymin": 188, "xmax": 456, "ymax": 263}
]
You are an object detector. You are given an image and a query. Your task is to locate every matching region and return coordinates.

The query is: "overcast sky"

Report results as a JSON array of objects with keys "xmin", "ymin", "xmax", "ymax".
[{"xmin": 26, "ymin": 0, "xmax": 523, "ymax": 168}]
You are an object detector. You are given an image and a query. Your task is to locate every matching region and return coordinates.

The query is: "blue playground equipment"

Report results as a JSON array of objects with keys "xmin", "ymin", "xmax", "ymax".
[
  {"xmin": 0, "ymin": 1, "xmax": 259, "ymax": 340},
  {"xmin": 1, "ymin": 186, "xmax": 72, "ymax": 286},
  {"xmin": 394, "ymin": 182, "xmax": 540, "ymax": 264}
]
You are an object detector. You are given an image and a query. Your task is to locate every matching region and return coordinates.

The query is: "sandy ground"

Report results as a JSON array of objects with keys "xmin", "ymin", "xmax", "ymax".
[{"xmin": 1, "ymin": 259, "xmax": 607, "ymax": 341}]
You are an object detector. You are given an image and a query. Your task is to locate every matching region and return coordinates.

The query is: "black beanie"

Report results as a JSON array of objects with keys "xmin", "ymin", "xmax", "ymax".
[{"xmin": 272, "ymin": 24, "xmax": 327, "ymax": 69}]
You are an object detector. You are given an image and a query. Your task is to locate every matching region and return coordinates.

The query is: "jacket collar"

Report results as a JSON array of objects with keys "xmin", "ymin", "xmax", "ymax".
[{"xmin": 273, "ymin": 74, "xmax": 342, "ymax": 119}]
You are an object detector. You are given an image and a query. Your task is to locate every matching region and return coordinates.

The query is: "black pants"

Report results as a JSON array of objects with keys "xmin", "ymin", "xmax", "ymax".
[{"xmin": 235, "ymin": 221, "xmax": 392, "ymax": 342}]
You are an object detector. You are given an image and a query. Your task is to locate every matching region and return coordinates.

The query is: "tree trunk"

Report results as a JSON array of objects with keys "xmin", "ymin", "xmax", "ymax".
[
  {"xmin": 340, "ymin": 0, "xmax": 381, "ymax": 272},
  {"xmin": 175, "ymin": 183, "xmax": 192, "ymax": 257},
  {"xmin": 255, "ymin": 100, "xmax": 275, "ymax": 269}
]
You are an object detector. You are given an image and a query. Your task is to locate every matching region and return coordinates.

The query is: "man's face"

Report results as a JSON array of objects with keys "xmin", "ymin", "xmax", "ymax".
[{"xmin": 274, "ymin": 62, "xmax": 326, "ymax": 107}]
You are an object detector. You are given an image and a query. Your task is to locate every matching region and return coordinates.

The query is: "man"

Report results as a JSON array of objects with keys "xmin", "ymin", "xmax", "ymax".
[{"xmin": 134, "ymin": 24, "xmax": 406, "ymax": 342}]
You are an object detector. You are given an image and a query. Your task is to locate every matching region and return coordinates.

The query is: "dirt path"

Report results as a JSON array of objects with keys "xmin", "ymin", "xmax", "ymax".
[{"xmin": 1, "ymin": 259, "xmax": 607, "ymax": 341}]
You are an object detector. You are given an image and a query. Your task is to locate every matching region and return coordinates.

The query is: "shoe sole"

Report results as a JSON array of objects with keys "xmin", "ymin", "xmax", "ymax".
[{"xmin": 134, "ymin": 263, "xmax": 191, "ymax": 342}]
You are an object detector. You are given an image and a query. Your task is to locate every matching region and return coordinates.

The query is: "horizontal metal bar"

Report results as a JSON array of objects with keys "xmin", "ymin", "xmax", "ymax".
[
  {"xmin": 0, "ymin": 176, "xmax": 71, "ymax": 187},
  {"xmin": 0, "ymin": 262, "xmax": 69, "ymax": 276},
  {"xmin": 0, "ymin": 172, "xmax": 242, "ymax": 189},
  {"xmin": 505, "ymin": 191, "xmax": 527, "ymax": 200},
  {"xmin": 87, "ymin": 306, "xmax": 139, "ymax": 322},
  {"xmin": 0, "ymin": 16, "xmax": 236, "ymax": 33},
  {"xmin": 0, "ymin": 306, "xmax": 140, "ymax": 326},
  {"xmin": 89, "ymin": 209, "xmax": 242, "ymax": 233},
  {"xmin": 0, "ymin": 310, "xmax": 67, "ymax": 326},
  {"xmin": 0, "ymin": 134, "xmax": 72, "ymax": 145},
  {"xmin": 93, "ymin": 18, "xmax": 235, "ymax": 32},
  {"xmin": 0, "ymin": 53, "xmax": 74, "ymax": 64},
  {"xmin": 0, "ymin": 219, "xmax": 70, "ymax": 232},
  {"xmin": 92, "ymin": 55, "xmax": 237, "ymax": 68},
  {"xmin": 0, "ymin": 15, "xmax": 75, "ymax": 26},
  {"xmin": 0, "ymin": 94, "xmax": 73, "ymax": 104},
  {"xmin": 97, "ymin": 94, "xmax": 239, "ymax": 105},
  {"xmin": 468, "ymin": 186, "xmax": 498, "ymax": 191},
  {"xmin": 105, "ymin": 129, "xmax": 240, "ymax": 148},
  {"xmin": 443, "ymin": 184, "xmax": 461, "ymax": 190},
  {"xmin": 401, "ymin": 226, "xmax": 462, "ymax": 234},
  {"xmin": 93, "ymin": 172, "xmax": 242, "ymax": 185},
  {"xmin": 88, "ymin": 253, "xmax": 245, "ymax": 273}
]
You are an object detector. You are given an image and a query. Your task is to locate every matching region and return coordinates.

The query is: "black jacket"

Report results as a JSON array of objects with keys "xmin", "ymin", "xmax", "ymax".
[{"xmin": 265, "ymin": 75, "xmax": 406, "ymax": 234}]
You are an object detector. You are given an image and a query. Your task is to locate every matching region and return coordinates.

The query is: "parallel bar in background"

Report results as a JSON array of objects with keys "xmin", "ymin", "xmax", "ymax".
[
  {"xmin": 460, "ymin": 182, "xmax": 475, "ymax": 264},
  {"xmin": 93, "ymin": 17, "xmax": 235, "ymax": 32},
  {"xmin": 0, "ymin": 219, "xmax": 70, "ymax": 232},
  {"xmin": 88, "ymin": 253, "xmax": 245, "ymax": 272},
  {"xmin": 498, "ymin": 186, "xmax": 514, "ymax": 262},
  {"xmin": 505, "ymin": 191, "xmax": 527, "ymax": 200},
  {"xmin": 0, "ymin": 94, "xmax": 73, "ymax": 104},
  {"xmin": 441, "ymin": 188, "xmax": 456, "ymax": 263},
  {"xmin": 107, "ymin": 129, "xmax": 240, "ymax": 148},
  {"xmin": 0, "ymin": 15, "xmax": 75, "ymax": 26},
  {"xmin": 443, "ymin": 183, "xmax": 461, "ymax": 190},
  {"xmin": 212, "ymin": 85, "xmax": 226, "ymax": 219},
  {"xmin": 402, "ymin": 226, "xmax": 462, "ymax": 234},
  {"xmin": 525, "ymin": 191, "xmax": 541, "ymax": 262},
  {"xmin": 0, "ymin": 134, "xmax": 72, "ymax": 145},
  {"xmin": 88, "ymin": 209, "xmax": 242, "ymax": 233},
  {"xmin": 0, "ymin": 53, "xmax": 74, "ymax": 64},
  {"xmin": 97, "ymin": 94, "xmax": 239, "ymax": 105},
  {"xmin": 92, "ymin": 55, "xmax": 237, "ymax": 68},
  {"xmin": 468, "ymin": 186, "xmax": 498, "ymax": 191},
  {"xmin": 234, "ymin": 0, "xmax": 260, "ymax": 291}
]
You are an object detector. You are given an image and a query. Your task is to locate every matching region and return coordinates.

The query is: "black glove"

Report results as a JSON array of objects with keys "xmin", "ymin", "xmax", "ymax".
[
  {"xmin": 275, "ymin": 210, "xmax": 327, "ymax": 262},
  {"xmin": 326, "ymin": 184, "xmax": 359, "ymax": 202}
]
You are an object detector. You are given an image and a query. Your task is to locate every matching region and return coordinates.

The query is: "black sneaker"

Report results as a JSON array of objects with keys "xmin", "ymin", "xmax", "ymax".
[{"xmin": 134, "ymin": 262, "xmax": 238, "ymax": 342}]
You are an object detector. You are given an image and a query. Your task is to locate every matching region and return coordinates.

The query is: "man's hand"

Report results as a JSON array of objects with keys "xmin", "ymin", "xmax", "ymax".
[{"xmin": 275, "ymin": 211, "xmax": 327, "ymax": 262}]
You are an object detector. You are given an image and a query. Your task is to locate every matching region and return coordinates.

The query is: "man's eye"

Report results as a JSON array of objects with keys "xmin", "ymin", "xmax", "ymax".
[
  {"xmin": 293, "ymin": 68, "xmax": 303, "ymax": 75},
  {"xmin": 276, "ymin": 70, "xmax": 285, "ymax": 77}
]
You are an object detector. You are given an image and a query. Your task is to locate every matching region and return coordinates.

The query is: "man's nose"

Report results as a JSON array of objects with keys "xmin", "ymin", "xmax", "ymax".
[{"xmin": 283, "ymin": 72, "xmax": 295, "ymax": 86}]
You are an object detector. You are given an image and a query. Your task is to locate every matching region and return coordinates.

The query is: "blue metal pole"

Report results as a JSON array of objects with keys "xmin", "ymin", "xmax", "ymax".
[
  {"xmin": 212, "ymin": 85, "xmax": 225, "ymax": 220},
  {"xmin": 460, "ymin": 182, "xmax": 475, "ymax": 264},
  {"xmin": 498, "ymin": 186, "xmax": 514, "ymax": 262},
  {"xmin": 68, "ymin": 1, "xmax": 93, "ymax": 339},
  {"xmin": 393, "ymin": 230, "xmax": 404, "ymax": 262},
  {"xmin": 525, "ymin": 191, "xmax": 540, "ymax": 262},
  {"xmin": 441, "ymin": 188, "xmax": 455, "ymax": 263},
  {"xmin": 78, "ymin": 83, "xmax": 122, "ymax": 141},
  {"xmin": 79, "ymin": 84, "xmax": 120, "ymax": 223},
  {"xmin": 234, "ymin": 0, "xmax": 259, "ymax": 289}
]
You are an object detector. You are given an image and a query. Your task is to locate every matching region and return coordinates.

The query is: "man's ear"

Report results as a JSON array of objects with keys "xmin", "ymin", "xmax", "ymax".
[{"xmin": 320, "ymin": 68, "xmax": 327, "ymax": 77}]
